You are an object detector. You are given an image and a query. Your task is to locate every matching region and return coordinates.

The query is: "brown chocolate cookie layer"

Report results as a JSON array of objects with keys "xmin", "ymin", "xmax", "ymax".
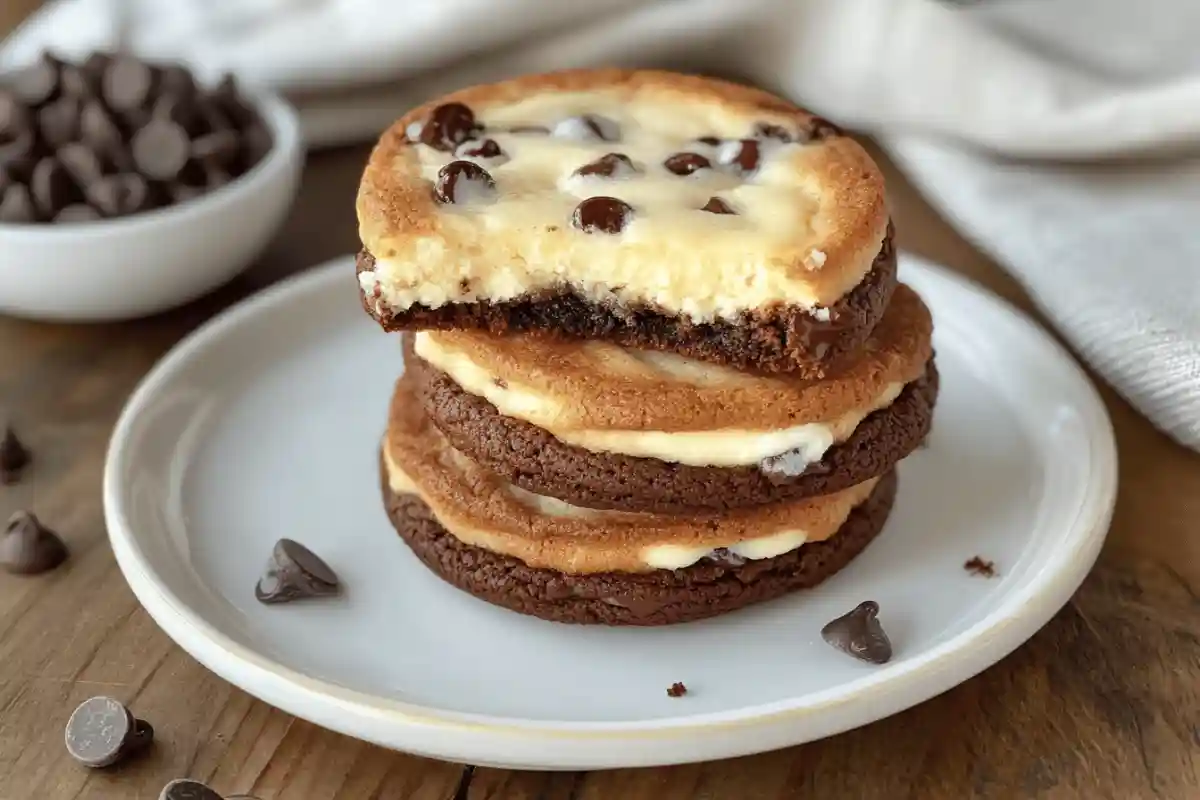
[
  {"xmin": 359, "ymin": 225, "xmax": 896, "ymax": 376},
  {"xmin": 383, "ymin": 465, "xmax": 897, "ymax": 626},
  {"xmin": 409, "ymin": 343, "xmax": 936, "ymax": 513}
]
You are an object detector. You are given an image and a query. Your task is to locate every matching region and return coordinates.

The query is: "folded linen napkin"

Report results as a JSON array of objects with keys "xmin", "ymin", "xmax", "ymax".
[{"xmin": 5, "ymin": 0, "xmax": 1197, "ymax": 450}]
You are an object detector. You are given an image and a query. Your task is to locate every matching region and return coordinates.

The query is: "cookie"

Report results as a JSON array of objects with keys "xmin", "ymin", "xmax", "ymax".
[
  {"xmin": 383, "ymin": 464, "xmax": 897, "ymax": 626},
  {"xmin": 356, "ymin": 69, "xmax": 892, "ymax": 375}
]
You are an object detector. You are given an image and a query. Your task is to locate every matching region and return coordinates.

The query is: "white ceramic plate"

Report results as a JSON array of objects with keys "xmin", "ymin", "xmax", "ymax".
[{"xmin": 104, "ymin": 254, "xmax": 1117, "ymax": 770}]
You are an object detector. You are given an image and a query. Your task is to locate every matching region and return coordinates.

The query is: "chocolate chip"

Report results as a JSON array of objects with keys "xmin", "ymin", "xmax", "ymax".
[
  {"xmin": 81, "ymin": 52, "xmax": 112, "ymax": 81},
  {"xmin": 88, "ymin": 173, "xmax": 149, "ymax": 217},
  {"xmin": 434, "ymin": 160, "xmax": 495, "ymax": 205},
  {"xmin": 420, "ymin": 102, "xmax": 479, "ymax": 152},
  {"xmin": 1, "ymin": 511, "xmax": 68, "ymax": 575},
  {"xmin": 80, "ymin": 100, "xmax": 124, "ymax": 155},
  {"xmin": 0, "ymin": 184, "xmax": 36, "ymax": 222},
  {"xmin": 666, "ymin": 682, "xmax": 687, "ymax": 698},
  {"xmin": 964, "ymin": 556, "xmax": 997, "ymax": 578},
  {"xmin": 191, "ymin": 129, "xmax": 240, "ymax": 168},
  {"xmin": 455, "ymin": 137, "xmax": 504, "ymax": 160},
  {"xmin": 572, "ymin": 152, "xmax": 637, "ymax": 179},
  {"xmin": 159, "ymin": 779, "xmax": 224, "ymax": 800},
  {"xmin": 158, "ymin": 64, "xmax": 197, "ymax": 103},
  {"xmin": 801, "ymin": 117, "xmax": 843, "ymax": 141},
  {"xmin": 0, "ymin": 426, "xmax": 31, "ymax": 484},
  {"xmin": 152, "ymin": 94, "xmax": 202, "ymax": 135},
  {"xmin": 507, "ymin": 125, "xmax": 549, "ymax": 135},
  {"xmin": 0, "ymin": 131, "xmax": 37, "ymax": 180},
  {"xmin": 255, "ymin": 538, "xmax": 340, "ymax": 604},
  {"xmin": 65, "ymin": 696, "xmax": 153, "ymax": 768},
  {"xmin": 696, "ymin": 136, "xmax": 721, "ymax": 146},
  {"xmin": 705, "ymin": 547, "xmax": 746, "ymax": 567},
  {"xmin": 55, "ymin": 204, "xmax": 100, "ymax": 223},
  {"xmin": 38, "ymin": 95, "xmax": 82, "ymax": 148},
  {"xmin": 12, "ymin": 54, "xmax": 61, "ymax": 107},
  {"xmin": 57, "ymin": 142, "xmax": 105, "ymax": 187},
  {"xmin": 60, "ymin": 64, "xmax": 100, "ymax": 100},
  {"xmin": 717, "ymin": 139, "xmax": 761, "ymax": 175},
  {"xmin": 132, "ymin": 119, "xmax": 190, "ymax": 180},
  {"xmin": 701, "ymin": 196, "xmax": 736, "ymax": 215},
  {"xmin": 572, "ymin": 196, "xmax": 634, "ymax": 234},
  {"xmin": 169, "ymin": 184, "xmax": 206, "ymax": 204},
  {"xmin": 821, "ymin": 600, "xmax": 892, "ymax": 664},
  {"xmin": 103, "ymin": 56, "xmax": 155, "ymax": 112},
  {"xmin": 663, "ymin": 152, "xmax": 711, "ymax": 176},
  {"xmin": 30, "ymin": 157, "xmax": 81, "ymax": 217},
  {"xmin": 552, "ymin": 114, "xmax": 619, "ymax": 142},
  {"xmin": 754, "ymin": 122, "xmax": 793, "ymax": 142},
  {"xmin": 0, "ymin": 94, "xmax": 32, "ymax": 138}
]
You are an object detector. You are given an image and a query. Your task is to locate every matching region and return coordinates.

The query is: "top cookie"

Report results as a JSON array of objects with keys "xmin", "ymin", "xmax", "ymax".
[{"xmin": 357, "ymin": 69, "xmax": 892, "ymax": 374}]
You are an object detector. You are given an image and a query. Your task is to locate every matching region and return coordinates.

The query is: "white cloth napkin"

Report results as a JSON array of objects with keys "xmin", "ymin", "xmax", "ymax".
[{"xmin": 6, "ymin": 0, "xmax": 1198, "ymax": 450}]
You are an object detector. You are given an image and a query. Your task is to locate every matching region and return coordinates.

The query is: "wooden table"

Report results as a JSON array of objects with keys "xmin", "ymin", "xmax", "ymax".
[{"xmin": 1, "ymin": 9, "xmax": 1198, "ymax": 799}]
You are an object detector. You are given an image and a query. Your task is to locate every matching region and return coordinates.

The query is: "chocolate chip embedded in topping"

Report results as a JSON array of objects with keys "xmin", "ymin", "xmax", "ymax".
[
  {"xmin": 552, "ymin": 114, "xmax": 619, "ymax": 142},
  {"xmin": 159, "ymin": 779, "xmax": 224, "ymax": 800},
  {"xmin": 0, "ymin": 184, "xmax": 37, "ymax": 223},
  {"xmin": 696, "ymin": 136, "xmax": 721, "ymax": 146},
  {"xmin": 30, "ymin": 157, "xmax": 82, "ymax": 218},
  {"xmin": 132, "ymin": 119, "xmax": 190, "ymax": 181},
  {"xmin": 572, "ymin": 152, "xmax": 637, "ymax": 179},
  {"xmin": 255, "ymin": 538, "xmax": 340, "ymax": 604},
  {"xmin": 87, "ymin": 173, "xmax": 149, "ymax": 217},
  {"xmin": 821, "ymin": 600, "xmax": 892, "ymax": 664},
  {"xmin": 1, "ymin": 511, "xmax": 68, "ymax": 575},
  {"xmin": 434, "ymin": 160, "xmax": 496, "ymax": 205},
  {"xmin": 507, "ymin": 124, "xmax": 549, "ymax": 135},
  {"xmin": 419, "ymin": 102, "xmax": 479, "ymax": 152},
  {"xmin": 663, "ymin": 152, "xmax": 711, "ymax": 176},
  {"xmin": 716, "ymin": 139, "xmax": 761, "ymax": 175},
  {"xmin": 455, "ymin": 137, "xmax": 504, "ymax": 160},
  {"xmin": 102, "ymin": 55, "xmax": 155, "ymax": 112},
  {"xmin": 753, "ymin": 122, "xmax": 793, "ymax": 142},
  {"xmin": 572, "ymin": 196, "xmax": 634, "ymax": 234},
  {"xmin": 12, "ymin": 53, "xmax": 61, "ymax": 107},
  {"xmin": 64, "ymin": 696, "xmax": 152, "ymax": 768},
  {"xmin": 0, "ymin": 426, "xmax": 31, "ymax": 484},
  {"xmin": 701, "ymin": 196, "xmax": 736, "ymax": 215}
]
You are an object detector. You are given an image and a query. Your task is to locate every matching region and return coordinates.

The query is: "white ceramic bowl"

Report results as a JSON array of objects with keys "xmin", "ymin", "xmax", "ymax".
[{"xmin": 0, "ymin": 92, "xmax": 302, "ymax": 322}]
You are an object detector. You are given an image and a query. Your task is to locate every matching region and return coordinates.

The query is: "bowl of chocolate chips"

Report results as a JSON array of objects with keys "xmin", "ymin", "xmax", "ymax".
[{"xmin": 0, "ymin": 52, "xmax": 301, "ymax": 321}]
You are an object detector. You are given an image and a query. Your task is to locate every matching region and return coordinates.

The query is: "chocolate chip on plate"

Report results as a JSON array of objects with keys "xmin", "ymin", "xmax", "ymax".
[
  {"xmin": 666, "ymin": 682, "xmax": 688, "ymax": 698},
  {"xmin": 572, "ymin": 152, "xmax": 636, "ymax": 179},
  {"xmin": 753, "ymin": 122, "xmax": 793, "ymax": 143},
  {"xmin": 701, "ymin": 196, "xmax": 736, "ymax": 215},
  {"xmin": 88, "ymin": 173, "xmax": 150, "ymax": 217},
  {"xmin": 255, "ymin": 538, "xmax": 340, "ymax": 604},
  {"xmin": 434, "ymin": 160, "xmax": 495, "ymax": 205},
  {"xmin": 420, "ymin": 102, "xmax": 479, "ymax": 152},
  {"xmin": 159, "ymin": 779, "xmax": 224, "ymax": 800},
  {"xmin": 0, "ymin": 184, "xmax": 36, "ymax": 222},
  {"xmin": 12, "ymin": 53, "xmax": 61, "ymax": 107},
  {"xmin": 663, "ymin": 152, "xmax": 711, "ymax": 176},
  {"xmin": 65, "ymin": 696, "xmax": 153, "ymax": 768},
  {"xmin": 717, "ymin": 139, "xmax": 761, "ymax": 175},
  {"xmin": 103, "ymin": 55, "xmax": 155, "ymax": 112},
  {"xmin": 572, "ymin": 196, "xmax": 634, "ymax": 234},
  {"xmin": 0, "ymin": 425, "xmax": 31, "ymax": 484},
  {"xmin": 821, "ymin": 600, "xmax": 892, "ymax": 664},
  {"xmin": 552, "ymin": 114, "xmax": 619, "ymax": 142},
  {"xmin": 132, "ymin": 119, "xmax": 190, "ymax": 181},
  {"xmin": 30, "ymin": 157, "xmax": 82, "ymax": 218},
  {"xmin": 455, "ymin": 137, "xmax": 503, "ymax": 160},
  {"xmin": 1, "ymin": 511, "xmax": 68, "ymax": 575}
]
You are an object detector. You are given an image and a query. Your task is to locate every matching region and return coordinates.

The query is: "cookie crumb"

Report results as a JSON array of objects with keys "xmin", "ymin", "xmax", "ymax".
[
  {"xmin": 964, "ymin": 556, "xmax": 996, "ymax": 578},
  {"xmin": 666, "ymin": 682, "xmax": 687, "ymax": 698},
  {"xmin": 492, "ymin": 377, "xmax": 508, "ymax": 390}
]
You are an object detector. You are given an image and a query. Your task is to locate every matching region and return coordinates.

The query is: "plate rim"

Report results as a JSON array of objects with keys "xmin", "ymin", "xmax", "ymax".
[{"xmin": 103, "ymin": 253, "xmax": 1118, "ymax": 757}]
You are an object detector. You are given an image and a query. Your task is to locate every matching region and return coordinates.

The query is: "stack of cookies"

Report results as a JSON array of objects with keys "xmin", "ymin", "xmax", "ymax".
[{"xmin": 355, "ymin": 70, "xmax": 938, "ymax": 626}]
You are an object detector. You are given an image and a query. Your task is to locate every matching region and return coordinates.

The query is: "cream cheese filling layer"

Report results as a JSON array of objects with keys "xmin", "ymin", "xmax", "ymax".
[
  {"xmin": 414, "ymin": 331, "xmax": 904, "ymax": 468},
  {"xmin": 383, "ymin": 443, "xmax": 876, "ymax": 571}
]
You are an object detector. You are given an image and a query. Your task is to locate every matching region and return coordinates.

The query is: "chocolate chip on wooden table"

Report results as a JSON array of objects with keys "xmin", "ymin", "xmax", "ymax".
[
  {"xmin": 701, "ymin": 196, "xmax": 736, "ymax": 214},
  {"xmin": 420, "ymin": 102, "xmax": 479, "ymax": 151},
  {"xmin": 435, "ymin": 160, "xmax": 495, "ymax": 205},
  {"xmin": 159, "ymin": 779, "xmax": 225, "ymax": 800},
  {"xmin": 552, "ymin": 114, "xmax": 619, "ymax": 142},
  {"xmin": 65, "ymin": 696, "xmax": 153, "ymax": 768},
  {"xmin": 821, "ymin": 600, "xmax": 892, "ymax": 664},
  {"xmin": 572, "ymin": 196, "xmax": 634, "ymax": 233},
  {"xmin": 1, "ymin": 511, "xmax": 68, "ymax": 575},
  {"xmin": 0, "ymin": 425, "xmax": 31, "ymax": 484},
  {"xmin": 573, "ymin": 152, "xmax": 637, "ymax": 179},
  {"xmin": 663, "ymin": 151, "xmax": 711, "ymax": 176},
  {"xmin": 255, "ymin": 538, "xmax": 340, "ymax": 604},
  {"xmin": 717, "ymin": 139, "xmax": 761, "ymax": 175}
]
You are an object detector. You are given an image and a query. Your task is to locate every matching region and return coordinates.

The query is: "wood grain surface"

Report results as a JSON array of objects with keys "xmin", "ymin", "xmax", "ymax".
[{"xmin": 1, "ymin": 4, "xmax": 1198, "ymax": 799}]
